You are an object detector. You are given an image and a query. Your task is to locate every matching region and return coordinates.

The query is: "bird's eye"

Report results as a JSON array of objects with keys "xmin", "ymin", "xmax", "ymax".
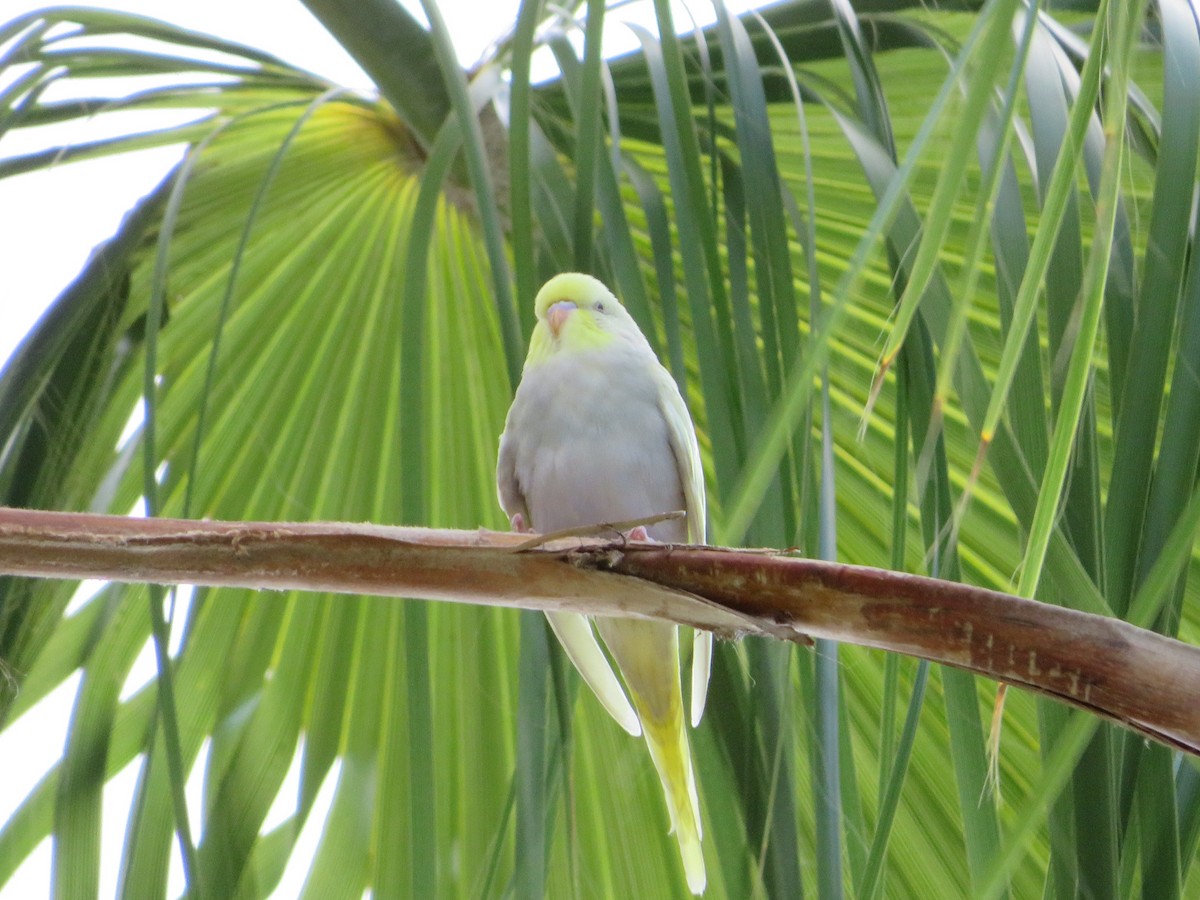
[{"xmin": 594, "ymin": 301, "xmax": 606, "ymax": 313}]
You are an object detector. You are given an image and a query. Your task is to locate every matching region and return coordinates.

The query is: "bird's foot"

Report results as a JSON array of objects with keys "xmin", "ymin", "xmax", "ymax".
[
  {"xmin": 627, "ymin": 524, "xmax": 651, "ymax": 542},
  {"xmin": 510, "ymin": 512, "xmax": 531, "ymax": 534}
]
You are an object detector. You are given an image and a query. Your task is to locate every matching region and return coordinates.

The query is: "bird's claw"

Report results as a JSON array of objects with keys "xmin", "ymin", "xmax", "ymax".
[{"xmin": 627, "ymin": 524, "xmax": 651, "ymax": 542}]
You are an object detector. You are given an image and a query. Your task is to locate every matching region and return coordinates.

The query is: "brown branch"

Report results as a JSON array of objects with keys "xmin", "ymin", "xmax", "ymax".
[{"xmin": 0, "ymin": 506, "xmax": 1197, "ymax": 755}]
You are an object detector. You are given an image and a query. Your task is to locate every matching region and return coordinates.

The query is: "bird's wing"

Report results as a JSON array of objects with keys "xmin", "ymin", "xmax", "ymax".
[
  {"xmin": 689, "ymin": 632, "xmax": 713, "ymax": 727},
  {"xmin": 545, "ymin": 612, "xmax": 641, "ymax": 736},
  {"xmin": 652, "ymin": 368, "xmax": 706, "ymax": 546},
  {"xmin": 496, "ymin": 427, "xmax": 530, "ymax": 528},
  {"xmin": 654, "ymin": 365, "xmax": 712, "ymax": 727}
]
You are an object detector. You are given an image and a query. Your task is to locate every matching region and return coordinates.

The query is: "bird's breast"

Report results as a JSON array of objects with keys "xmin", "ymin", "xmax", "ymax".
[{"xmin": 508, "ymin": 348, "xmax": 687, "ymax": 541}]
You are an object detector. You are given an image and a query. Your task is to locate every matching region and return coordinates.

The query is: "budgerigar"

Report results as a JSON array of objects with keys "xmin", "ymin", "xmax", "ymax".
[{"xmin": 497, "ymin": 272, "xmax": 711, "ymax": 894}]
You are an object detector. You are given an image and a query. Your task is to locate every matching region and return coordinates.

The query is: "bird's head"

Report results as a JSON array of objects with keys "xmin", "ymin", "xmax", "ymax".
[{"xmin": 527, "ymin": 273, "xmax": 642, "ymax": 363}]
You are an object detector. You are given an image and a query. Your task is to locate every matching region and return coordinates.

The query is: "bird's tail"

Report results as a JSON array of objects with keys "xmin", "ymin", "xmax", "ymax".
[
  {"xmin": 595, "ymin": 617, "xmax": 706, "ymax": 893},
  {"xmin": 637, "ymin": 697, "xmax": 706, "ymax": 894}
]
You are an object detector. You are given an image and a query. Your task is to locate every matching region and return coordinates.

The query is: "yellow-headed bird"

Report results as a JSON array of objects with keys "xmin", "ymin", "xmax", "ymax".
[{"xmin": 497, "ymin": 273, "xmax": 710, "ymax": 893}]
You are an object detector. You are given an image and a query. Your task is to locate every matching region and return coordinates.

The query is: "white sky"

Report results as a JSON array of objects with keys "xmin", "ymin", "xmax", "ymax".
[
  {"xmin": 0, "ymin": 5, "xmax": 519, "ymax": 895},
  {"xmin": 0, "ymin": 1, "xmax": 757, "ymax": 896}
]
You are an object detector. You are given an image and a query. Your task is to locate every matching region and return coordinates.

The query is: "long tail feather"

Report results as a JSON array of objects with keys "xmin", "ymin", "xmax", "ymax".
[
  {"xmin": 596, "ymin": 617, "xmax": 706, "ymax": 894},
  {"xmin": 546, "ymin": 611, "xmax": 641, "ymax": 736},
  {"xmin": 640, "ymin": 702, "xmax": 705, "ymax": 894},
  {"xmin": 690, "ymin": 630, "xmax": 712, "ymax": 727}
]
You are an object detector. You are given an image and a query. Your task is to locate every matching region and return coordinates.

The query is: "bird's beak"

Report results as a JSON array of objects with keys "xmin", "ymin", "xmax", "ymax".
[{"xmin": 547, "ymin": 300, "xmax": 576, "ymax": 337}]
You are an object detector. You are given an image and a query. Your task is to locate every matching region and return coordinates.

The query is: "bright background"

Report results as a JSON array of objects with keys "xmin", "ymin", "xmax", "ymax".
[{"xmin": 0, "ymin": 3, "xmax": 512, "ymax": 896}]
